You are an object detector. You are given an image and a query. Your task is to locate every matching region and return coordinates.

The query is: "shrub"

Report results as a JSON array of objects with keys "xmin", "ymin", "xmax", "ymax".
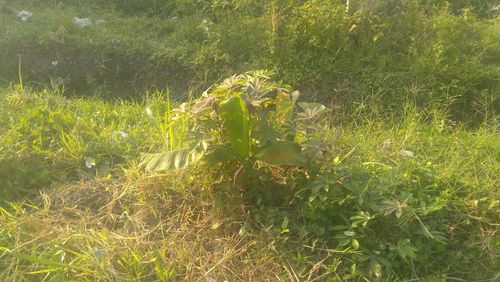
[{"xmin": 139, "ymin": 71, "xmax": 328, "ymax": 174}]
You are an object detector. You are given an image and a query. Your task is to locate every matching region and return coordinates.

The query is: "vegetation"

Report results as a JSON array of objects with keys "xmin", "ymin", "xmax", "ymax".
[
  {"xmin": 2, "ymin": 0, "xmax": 498, "ymax": 120},
  {"xmin": 1, "ymin": 0, "xmax": 499, "ymax": 281}
]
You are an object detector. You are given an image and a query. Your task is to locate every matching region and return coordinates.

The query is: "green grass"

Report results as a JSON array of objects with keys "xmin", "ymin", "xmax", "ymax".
[
  {"xmin": 0, "ymin": 1, "xmax": 204, "ymax": 97},
  {"xmin": 2, "ymin": 0, "xmax": 498, "ymax": 122},
  {"xmin": 0, "ymin": 0, "xmax": 498, "ymax": 280},
  {"xmin": 0, "ymin": 87, "xmax": 179, "ymax": 201},
  {"xmin": 1, "ymin": 89, "xmax": 498, "ymax": 280}
]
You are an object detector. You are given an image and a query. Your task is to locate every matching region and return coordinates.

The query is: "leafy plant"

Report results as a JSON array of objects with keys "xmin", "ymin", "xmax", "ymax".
[{"xmin": 139, "ymin": 71, "xmax": 328, "ymax": 173}]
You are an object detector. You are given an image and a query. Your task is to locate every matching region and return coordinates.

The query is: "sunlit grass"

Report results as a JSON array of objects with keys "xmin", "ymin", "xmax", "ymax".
[
  {"xmin": 0, "ymin": 0, "xmax": 498, "ymax": 280},
  {"xmin": 1, "ymin": 88, "xmax": 498, "ymax": 280}
]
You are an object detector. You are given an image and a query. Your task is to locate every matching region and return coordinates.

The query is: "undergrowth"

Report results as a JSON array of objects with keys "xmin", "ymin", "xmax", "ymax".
[
  {"xmin": 1, "ymin": 85, "xmax": 498, "ymax": 280},
  {"xmin": 0, "ymin": 0, "xmax": 498, "ymax": 280},
  {"xmin": 0, "ymin": 86, "xmax": 175, "ymax": 201},
  {"xmin": 1, "ymin": 0, "xmax": 498, "ymax": 122}
]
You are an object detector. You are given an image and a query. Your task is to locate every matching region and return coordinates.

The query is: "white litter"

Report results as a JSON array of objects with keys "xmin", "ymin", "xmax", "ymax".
[
  {"xmin": 17, "ymin": 10, "xmax": 33, "ymax": 22},
  {"xmin": 73, "ymin": 17, "xmax": 92, "ymax": 27},
  {"xmin": 400, "ymin": 150, "xmax": 415, "ymax": 158},
  {"xmin": 85, "ymin": 160, "xmax": 96, "ymax": 168},
  {"xmin": 51, "ymin": 60, "xmax": 59, "ymax": 66}
]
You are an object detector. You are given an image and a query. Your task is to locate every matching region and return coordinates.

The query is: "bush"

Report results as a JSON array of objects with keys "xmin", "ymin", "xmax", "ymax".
[{"xmin": 139, "ymin": 71, "xmax": 327, "ymax": 173}]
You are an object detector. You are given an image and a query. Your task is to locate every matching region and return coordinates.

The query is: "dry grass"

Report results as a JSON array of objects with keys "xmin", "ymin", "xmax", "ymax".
[{"xmin": 0, "ymin": 175, "xmax": 294, "ymax": 281}]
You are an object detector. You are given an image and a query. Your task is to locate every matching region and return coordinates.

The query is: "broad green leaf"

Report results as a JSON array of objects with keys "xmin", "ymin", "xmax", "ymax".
[
  {"xmin": 138, "ymin": 143, "xmax": 206, "ymax": 172},
  {"xmin": 138, "ymin": 148, "xmax": 191, "ymax": 171},
  {"xmin": 219, "ymin": 94, "xmax": 250, "ymax": 157},
  {"xmin": 254, "ymin": 141, "xmax": 307, "ymax": 166},
  {"xmin": 297, "ymin": 102, "xmax": 327, "ymax": 120}
]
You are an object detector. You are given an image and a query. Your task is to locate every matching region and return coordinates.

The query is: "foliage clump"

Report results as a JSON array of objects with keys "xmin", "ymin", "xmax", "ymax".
[{"xmin": 139, "ymin": 71, "xmax": 327, "ymax": 173}]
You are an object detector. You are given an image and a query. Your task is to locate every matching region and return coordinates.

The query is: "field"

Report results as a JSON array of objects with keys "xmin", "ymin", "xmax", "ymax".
[{"xmin": 1, "ymin": 0, "xmax": 499, "ymax": 281}]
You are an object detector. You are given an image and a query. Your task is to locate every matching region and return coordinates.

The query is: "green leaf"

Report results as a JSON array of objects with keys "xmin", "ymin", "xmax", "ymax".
[
  {"xmin": 139, "ymin": 148, "xmax": 191, "ymax": 171},
  {"xmin": 219, "ymin": 94, "xmax": 250, "ymax": 157},
  {"xmin": 251, "ymin": 118, "xmax": 279, "ymax": 145},
  {"xmin": 350, "ymin": 211, "xmax": 375, "ymax": 227},
  {"xmin": 290, "ymin": 90, "xmax": 300, "ymax": 105},
  {"xmin": 281, "ymin": 216, "xmax": 289, "ymax": 229},
  {"xmin": 381, "ymin": 199, "xmax": 408, "ymax": 218},
  {"xmin": 351, "ymin": 239, "xmax": 360, "ymax": 250},
  {"xmin": 297, "ymin": 102, "xmax": 327, "ymax": 120},
  {"xmin": 191, "ymin": 96, "xmax": 215, "ymax": 114},
  {"xmin": 390, "ymin": 239, "xmax": 417, "ymax": 259},
  {"xmin": 343, "ymin": 230, "xmax": 356, "ymax": 237},
  {"xmin": 275, "ymin": 92, "xmax": 294, "ymax": 122},
  {"xmin": 254, "ymin": 141, "xmax": 307, "ymax": 166},
  {"xmin": 138, "ymin": 143, "xmax": 205, "ymax": 172}
]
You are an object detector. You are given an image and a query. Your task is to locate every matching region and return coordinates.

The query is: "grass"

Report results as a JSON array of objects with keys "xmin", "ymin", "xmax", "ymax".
[
  {"xmin": 1, "ymin": 89, "xmax": 498, "ymax": 280},
  {"xmin": 0, "ymin": 86, "xmax": 197, "ymax": 200},
  {"xmin": 0, "ymin": 88, "xmax": 298, "ymax": 280},
  {"xmin": 2, "ymin": 1, "xmax": 497, "ymax": 122},
  {"xmin": 0, "ymin": 178, "xmax": 290, "ymax": 280},
  {"xmin": 0, "ymin": 0, "xmax": 498, "ymax": 280},
  {"xmin": 0, "ymin": 0, "xmax": 200, "ymax": 97}
]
